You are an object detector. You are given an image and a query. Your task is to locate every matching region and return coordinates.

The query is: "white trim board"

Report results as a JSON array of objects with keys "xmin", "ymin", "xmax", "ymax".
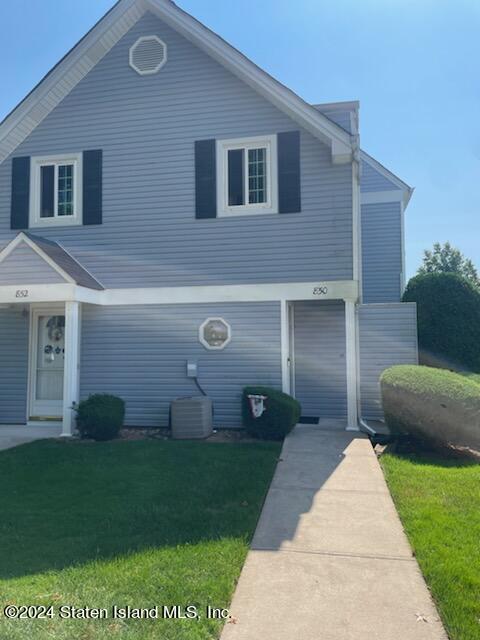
[
  {"xmin": 0, "ymin": 0, "xmax": 353, "ymax": 165},
  {"xmin": 0, "ymin": 279, "xmax": 359, "ymax": 306},
  {"xmin": 345, "ymin": 300, "xmax": 359, "ymax": 430},
  {"xmin": 361, "ymin": 190, "xmax": 405, "ymax": 205},
  {"xmin": 0, "ymin": 0, "xmax": 143, "ymax": 164},
  {"xmin": 280, "ymin": 299, "xmax": 290, "ymax": 394},
  {"xmin": 352, "ymin": 161, "xmax": 362, "ymax": 298}
]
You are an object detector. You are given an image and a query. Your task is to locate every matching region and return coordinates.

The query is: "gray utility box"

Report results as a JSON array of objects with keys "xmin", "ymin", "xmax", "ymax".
[{"xmin": 171, "ymin": 396, "xmax": 213, "ymax": 439}]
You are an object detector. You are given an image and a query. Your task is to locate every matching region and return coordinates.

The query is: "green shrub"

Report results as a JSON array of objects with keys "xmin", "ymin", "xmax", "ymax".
[
  {"xmin": 381, "ymin": 365, "xmax": 480, "ymax": 451},
  {"xmin": 76, "ymin": 394, "xmax": 125, "ymax": 441},
  {"xmin": 242, "ymin": 386, "xmax": 301, "ymax": 441},
  {"xmin": 403, "ymin": 272, "xmax": 480, "ymax": 371}
]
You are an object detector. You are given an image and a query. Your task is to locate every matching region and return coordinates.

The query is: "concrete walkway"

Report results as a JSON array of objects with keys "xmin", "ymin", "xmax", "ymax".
[
  {"xmin": 222, "ymin": 425, "xmax": 447, "ymax": 640},
  {"xmin": 0, "ymin": 424, "xmax": 62, "ymax": 451}
]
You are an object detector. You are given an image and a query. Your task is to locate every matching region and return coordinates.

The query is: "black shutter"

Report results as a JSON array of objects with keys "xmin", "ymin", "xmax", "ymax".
[
  {"xmin": 83, "ymin": 149, "xmax": 102, "ymax": 225},
  {"xmin": 278, "ymin": 131, "xmax": 301, "ymax": 213},
  {"xmin": 195, "ymin": 139, "xmax": 216, "ymax": 219},
  {"xmin": 11, "ymin": 156, "xmax": 30, "ymax": 230}
]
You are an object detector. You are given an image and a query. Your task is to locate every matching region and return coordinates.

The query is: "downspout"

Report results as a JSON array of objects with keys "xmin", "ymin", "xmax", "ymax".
[
  {"xmin": 351, "ymin": 133, "xmax": 370, "ymax": 434},
  {"xmin": 355, "ymin": 304, "xmax": 380, "ymax": 437},
  {"xmin": 352, "ymin": 137, "xmax": 377, "ymax": 438},
  {"xmin": 359, "ymin": 417, "xmax": 377, "ymax": 436}
]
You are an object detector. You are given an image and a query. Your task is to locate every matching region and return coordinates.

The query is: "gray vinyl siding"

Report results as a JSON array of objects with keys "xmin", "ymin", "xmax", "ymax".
[
  {"xmin": 0, "ymin": 11, "xmax": 353, "ymax": 288},
  {"xmin": 358, "ymin": 303, "xmax": 418, "ymax": 420},
  {"xmin": 293, "ymin": 300, "xmax": 347, "ymax": 419},
  {"xmin": 80, "ymin": 302, "xmax": 282, "ymax": 428},
  {"xmin": 316, "ymin": 109, "xmax": 352, "ymax": 133},
  {"xmin": 0, "ymin": 308, "xmax": 29, "ymax": 423},
  {"xmin": 0, "ymin": 242, "xmax": 65, "ymax": 285},
  {"xmin": 362, "ymin": 202, "xmax": 402, "ymax": 303},
  {"xmin": 361, "ymin": 160, "xmax": 401, "ymax": 192}
]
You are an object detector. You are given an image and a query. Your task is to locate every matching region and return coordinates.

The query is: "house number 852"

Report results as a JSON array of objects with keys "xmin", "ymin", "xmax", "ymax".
[{"xmin": 15, "ymin": 290, "xmax": 29, "ymax": 298}]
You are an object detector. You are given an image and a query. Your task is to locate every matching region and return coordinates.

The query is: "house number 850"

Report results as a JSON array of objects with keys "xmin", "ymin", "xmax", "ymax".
[
  {"xmin": 313, "ymin": 286, "xmax": 328, "ymax": 296},
  {"xmin": 15, "ymin": 290, "xmax": 29, "ymax": 298}
]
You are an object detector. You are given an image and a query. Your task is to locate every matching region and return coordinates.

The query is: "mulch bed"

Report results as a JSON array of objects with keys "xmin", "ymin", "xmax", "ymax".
[
  {"xmin": 380, "ymin": 434, "xmax": 480, "ymax": 461},
  {"xmin": 119, "ymin": 427, "xmax": 257, "ymax": 443}
]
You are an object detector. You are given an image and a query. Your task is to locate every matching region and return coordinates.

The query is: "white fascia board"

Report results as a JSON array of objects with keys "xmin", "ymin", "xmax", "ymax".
[
  {"xmin": 0, "ymin": 0, "xmax": 143, "ymax": 164},
  {"xmin": 146, "ymin": 0, "xmax": 353, "ymax": 163},
  {"xmin": 0, "ymin": 280, "xmax": 359, "ymax": 306},
  {"xmin": 0, "ymin": 283, "xmax": 77, "ymax": 304},
  {"xmin": 99, "ymin": 280, "xmax": 359, "ymax": 306}
]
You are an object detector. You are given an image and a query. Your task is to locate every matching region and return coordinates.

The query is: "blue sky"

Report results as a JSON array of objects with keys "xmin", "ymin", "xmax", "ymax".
[{"xmin": 1, "ymin": 0, "xmax": 479, "ymax": 278}]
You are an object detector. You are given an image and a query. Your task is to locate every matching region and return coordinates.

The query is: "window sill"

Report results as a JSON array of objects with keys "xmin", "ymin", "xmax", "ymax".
[
  {"xmin": 217, "ymin": 206, "xmax": 278, "ymax": 218},
  {"xmin": 29, "ymin": 217, "xmax": 82, "ymax": 229}
]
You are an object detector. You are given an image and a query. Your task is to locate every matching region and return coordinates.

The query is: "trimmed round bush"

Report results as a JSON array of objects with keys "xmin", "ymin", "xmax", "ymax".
[
  {"xmin": 403, "ymin": 272, "xmax": 480, "ymax": 371},
  {"xmin": 242, "ymin": 386, "xmax": 301, "ymax": 441},
  {"xmin": 76, "ymin": 394, "xmax": 125, "ymax": 441},
  {"xmin": 381, "ymin": 365, "xmax": 480, "ymax": 451}
]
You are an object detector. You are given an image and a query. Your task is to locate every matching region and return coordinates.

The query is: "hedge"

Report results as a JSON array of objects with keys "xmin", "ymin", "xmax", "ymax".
[
  {"xmin": 381, "ymin": 365, "xmax": 480, "ymax": 451},
  {"xmin": 76, "ymin": 394, "xmax": 125, "ymax": 441},
  {"xmin": 242, "ymin": 386, "xmax": 301, "ymax": 440},
  {"xmin": 402, "ymin": 272, "xmax": 480, "ymax": 371}
]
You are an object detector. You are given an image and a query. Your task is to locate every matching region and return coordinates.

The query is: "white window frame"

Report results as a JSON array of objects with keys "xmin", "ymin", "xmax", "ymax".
[
  {"xmin": 199, "ymin": 317, "xmax": 232, "ymax": 350},
  {"xmin": 216, "ymin": 135, "xmax": 278, "ymax": 217},
  {"xmin": 29, "ymin": 153, "xmax": 83, "ymax": 228}
]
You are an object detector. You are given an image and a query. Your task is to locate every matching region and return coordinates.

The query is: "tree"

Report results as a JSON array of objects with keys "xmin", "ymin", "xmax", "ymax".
[
  {"xmin": 418, "ymin": 242, "xmax": 479, "ymax": 287},
  {"xmin": 403, "ymin": 272, "xmax": 480, "ymax": 372}
]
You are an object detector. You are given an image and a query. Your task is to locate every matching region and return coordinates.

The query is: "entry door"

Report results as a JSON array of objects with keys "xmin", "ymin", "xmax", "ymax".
[
  {"xmin": 30, "ymin": 309, "xmax": 65, "ymax": 419},
  {"xmin": 293, "ymin": 301, "xmax": 348, "ymax": 420}
]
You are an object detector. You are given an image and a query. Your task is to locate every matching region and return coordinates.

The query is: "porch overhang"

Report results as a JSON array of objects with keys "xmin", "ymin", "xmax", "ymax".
[
  {"xmin": 0, "ymin": 283, "xmax": 100, "ymax": 305},
  {"xmin": 0, "ymin": 232, "xmax": 104, "ymax": 293},
  {"xmin": 0, "ymin": 279, "xmax": 359, "ymax": 306}
]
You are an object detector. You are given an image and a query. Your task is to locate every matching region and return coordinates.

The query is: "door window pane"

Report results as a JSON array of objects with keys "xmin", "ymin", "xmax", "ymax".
[{"xmin": 35, "ymin": 315, "xmax": 65, "ymax": 401}]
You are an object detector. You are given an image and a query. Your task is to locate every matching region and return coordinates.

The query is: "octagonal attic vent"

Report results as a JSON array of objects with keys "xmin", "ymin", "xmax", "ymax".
[{"xmin": 129, "ymin": 36, "xmax": 167, "ymax": 75}]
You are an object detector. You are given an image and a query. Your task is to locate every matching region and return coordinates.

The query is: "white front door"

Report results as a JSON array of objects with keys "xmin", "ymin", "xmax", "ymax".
[{"xmin": 29, "ymin": 307, "xmax": 65, "ymax": 419}]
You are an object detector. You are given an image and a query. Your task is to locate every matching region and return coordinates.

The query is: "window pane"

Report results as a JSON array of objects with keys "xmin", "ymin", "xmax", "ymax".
[
  {"xmin": 203, "ymin": 319, "xmax": 229, "ymax": 348},
  {"xmin": 228, "ymin": 149, "xmax": 244, "ymax": 206},
  {"xmin": 40, "ymin": 165, "xmax": 55, "ymax": 218},
  {"xmin": 248, "ymin": 148, "xmax": 267, "ymax": 204},
  {"xmin": 57, "ymin": 164, "xmax": 74, "ymax": 216}
]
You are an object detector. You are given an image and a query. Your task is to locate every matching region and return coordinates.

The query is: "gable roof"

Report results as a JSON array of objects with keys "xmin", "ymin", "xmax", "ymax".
[
  {"xmin": 360, "ymin": 150, "xmax": 413, "ymax": 207},
  {"xmin": 0, "ymin": 0, "xmax": 353, "ymax": 166},
  {"xmin": 0, "ymin": 233, "xmax": 104, "ymax": 290}
]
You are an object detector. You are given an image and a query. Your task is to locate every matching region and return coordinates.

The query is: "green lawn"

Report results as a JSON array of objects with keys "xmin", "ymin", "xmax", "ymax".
[
  {"xmin": 381, "ymin": 452, "xmax": 480, "ymax": 640},
  {"xmin": 0, "ymin": 438, "xmax": 280, "ymax": 640},
  {"xmin": 460, "ymin": 372, "xmax": 480, "ymax": 386}
]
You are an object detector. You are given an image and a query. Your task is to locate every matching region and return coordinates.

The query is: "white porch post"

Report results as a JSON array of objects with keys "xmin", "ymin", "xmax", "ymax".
[
  {"xmin": 280, "ymin": 299, "xmax": 291, "ymax": 394},
  {"xmin": 62, "ymin": 301, "xmax": 81, "ymax": 437},
  {"xmin": 345, "ymin": 299, "xmax": 359, "ymax": 431}
]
